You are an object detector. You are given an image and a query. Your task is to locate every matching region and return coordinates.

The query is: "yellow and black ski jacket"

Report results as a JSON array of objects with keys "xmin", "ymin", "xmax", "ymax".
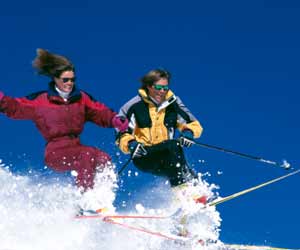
[{"xmin": 117, "ymin": 89, "xmax": 203, "ymax": 154}]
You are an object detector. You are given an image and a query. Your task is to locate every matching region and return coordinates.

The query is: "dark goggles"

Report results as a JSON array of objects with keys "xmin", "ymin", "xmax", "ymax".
[
  {"xmin": 61, "ymin": 77, "xmax": 76, "ymax": 83},
  {"xmin": 153, "ymin": 84, "xmax": 169, "ymax": 91}
]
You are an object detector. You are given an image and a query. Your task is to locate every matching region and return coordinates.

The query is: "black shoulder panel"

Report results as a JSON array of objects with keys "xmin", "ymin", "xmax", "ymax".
[
  {"xmin": 25, "ymin": 91, "xmax": 46, "ymax": 100},
  {"xmin": 129, "ymin": 101, "xmax": 152, "ymax": 128},
  {"xmin": 173, "ymin": 101, "xmax": 192, "ymax": 122},
  {"xmin": 164, "ymin": 102, "xmax": 179, "ymax": 129}
]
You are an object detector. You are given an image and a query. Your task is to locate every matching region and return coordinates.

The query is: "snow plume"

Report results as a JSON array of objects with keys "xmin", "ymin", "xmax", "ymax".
[
  {"xmin": 0, "ymin": 163, "xmax": 119, "ymax": 250},
  {"xmin": 78, "ymin": 164, "xmax": 118, "ymax": 212},
  {"xmin": 123, "ymin": 173, "xmax": 223, "ymax": 250},
  {"xmin": 0, "ymin": 160, "xmax": 224, "ymax": 250}
]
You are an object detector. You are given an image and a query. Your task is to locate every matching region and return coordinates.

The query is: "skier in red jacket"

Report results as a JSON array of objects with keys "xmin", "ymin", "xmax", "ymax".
[{"xmin": 0, "ymin": 49, "xmax": 128, "ymax": 191}]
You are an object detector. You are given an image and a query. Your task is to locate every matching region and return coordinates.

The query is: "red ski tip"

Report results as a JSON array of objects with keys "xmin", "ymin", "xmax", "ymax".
[{"xmin": 194, "ymin": 196, "xmax": 207, "ymax": 204}]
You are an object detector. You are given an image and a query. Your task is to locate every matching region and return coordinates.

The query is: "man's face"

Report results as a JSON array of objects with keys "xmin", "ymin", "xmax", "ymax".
[{"xmin": 147, "ymin": 78, "xmax": 169, "ymax": 104}]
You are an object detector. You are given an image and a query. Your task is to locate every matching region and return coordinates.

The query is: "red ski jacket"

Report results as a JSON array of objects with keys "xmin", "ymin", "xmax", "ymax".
[{"xmin": 0, "ymin": 82, "xmax": 117, "ymax": 142}]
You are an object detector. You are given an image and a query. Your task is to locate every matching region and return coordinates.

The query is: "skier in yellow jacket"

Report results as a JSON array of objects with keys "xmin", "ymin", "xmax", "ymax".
[{"xmin": 116, "ymin": 68, "xmax": 203, "ymax": 188}]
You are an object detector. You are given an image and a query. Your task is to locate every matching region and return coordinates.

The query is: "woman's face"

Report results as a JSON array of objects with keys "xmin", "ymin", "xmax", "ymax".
[
  {"xmin": 146, "ymin": 78, "xmax": 169, "ymax": 104},
  {"xmin": 54, "ymin": 71, "xmax": 75, "ymax": 93}
]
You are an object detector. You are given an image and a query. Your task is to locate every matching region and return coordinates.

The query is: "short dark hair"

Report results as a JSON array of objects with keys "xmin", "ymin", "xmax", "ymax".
[
  {"xmin": 140, "ymin": 68, "xmax": 171, "ymax": 89},
  {"xmin": 32, "ymin": 48, "xmax": 75, "ymax": 78}
]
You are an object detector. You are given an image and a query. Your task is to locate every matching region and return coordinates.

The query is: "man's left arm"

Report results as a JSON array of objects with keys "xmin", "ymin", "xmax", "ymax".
[{"xmin": 175, "ymin": 96, "xmax": 203, "ymax": 139}]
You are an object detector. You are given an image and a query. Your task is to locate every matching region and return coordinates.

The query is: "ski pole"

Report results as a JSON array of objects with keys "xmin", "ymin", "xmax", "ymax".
[
  {"xmin": 118, "ymin": 157, "xmax": 132, "ymax": 175},
  {"xmin": 208, "ymin": 169, "xmax": 300, "ymax": 207},
  {"xmin": 192, "ymin": 141, "xmax": 291, "ymax": 170}
]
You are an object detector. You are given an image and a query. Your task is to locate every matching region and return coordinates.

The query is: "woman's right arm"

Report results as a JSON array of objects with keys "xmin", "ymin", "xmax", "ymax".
[{"xmin": 0, "ymin": 93, "xmax": 35, "ymax": 120}]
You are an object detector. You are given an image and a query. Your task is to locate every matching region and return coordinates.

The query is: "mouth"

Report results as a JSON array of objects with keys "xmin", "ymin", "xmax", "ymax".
[
  {"xmin": 155, "ymin": 94, "xmax": 165, "ymax": 102},
  {"xmin": 63, "ymin": 85, "xmax": 73, "ymax": 92}
]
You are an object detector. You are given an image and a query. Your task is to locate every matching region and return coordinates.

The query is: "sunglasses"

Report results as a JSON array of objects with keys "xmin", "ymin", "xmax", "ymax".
[
  {"xmin": 60, "ymin": 77, "xmax": 76, "ymax": 83},
  {"xmin": 153, "ymin": 84, "xmax": 169, "ymax": 91}
]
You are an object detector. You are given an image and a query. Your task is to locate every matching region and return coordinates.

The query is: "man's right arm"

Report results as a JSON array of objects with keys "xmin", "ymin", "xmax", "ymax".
[{"xmin": 115, "ymin": 96, "xmax": 140, "ymax": 154}]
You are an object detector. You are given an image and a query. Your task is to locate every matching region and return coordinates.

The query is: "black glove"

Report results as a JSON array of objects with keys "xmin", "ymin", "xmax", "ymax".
[
  {"xmin": 128, "ymin": 140, "xmax": 147, "ymax": 159},
  {"xmin": 179, "ymin": 130, "xmax": 195, "ymax": 147}
]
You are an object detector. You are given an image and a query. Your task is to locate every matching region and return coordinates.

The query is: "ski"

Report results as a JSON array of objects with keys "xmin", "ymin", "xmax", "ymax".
[{"xmin": 75, "ymin": 209, "xmax": 206, "ymax": 246}]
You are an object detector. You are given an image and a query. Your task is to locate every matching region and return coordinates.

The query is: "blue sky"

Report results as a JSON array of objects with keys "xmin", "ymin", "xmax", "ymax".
[{"xmin": 0, "ymin": 0, "xmax": 299, "ymax": 248}]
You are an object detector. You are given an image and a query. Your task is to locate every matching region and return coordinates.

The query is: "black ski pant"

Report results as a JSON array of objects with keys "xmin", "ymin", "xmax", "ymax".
[{"xmin": 132, "ymin": 140, "xmax": 197, "ymax": 187}]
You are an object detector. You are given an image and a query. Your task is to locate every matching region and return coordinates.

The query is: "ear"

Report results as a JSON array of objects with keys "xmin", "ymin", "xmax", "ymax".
[{"xmin": 146, "ymin": 85, "xmax": 152, "ymax": 92}]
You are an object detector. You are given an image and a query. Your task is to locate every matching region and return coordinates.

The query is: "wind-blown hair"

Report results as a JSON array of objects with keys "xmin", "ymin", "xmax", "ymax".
[
  {"xmin": 140, "ymin": 68, "xmax": 171, "ymax": 89},
  {"xmin": 32, "ymin": 48, "xmax": 75, "ymax": 78}
]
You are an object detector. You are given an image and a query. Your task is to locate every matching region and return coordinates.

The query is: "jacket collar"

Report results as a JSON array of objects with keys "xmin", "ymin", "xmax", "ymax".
[
  {"xmin": 138, "ymin": 88, "xmax": 176, "ymax": 111},
  {"xmin": 47, "ymin": 81, "xmax": 82, "ymax": 104}
]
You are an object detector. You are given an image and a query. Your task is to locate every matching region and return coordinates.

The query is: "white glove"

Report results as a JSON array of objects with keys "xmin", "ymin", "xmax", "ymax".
[
  {"xmin": 128, "ymin": 141, "xmax": 147, "ymax": 159},
  {"xmin": 179, "ymin": 130, "xmax": 195, "ymax": 148}
]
